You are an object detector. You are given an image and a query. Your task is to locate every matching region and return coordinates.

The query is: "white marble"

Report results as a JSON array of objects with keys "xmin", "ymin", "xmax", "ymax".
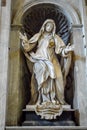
[
  {"xmin": 0, "ymin": 28, "xmax": 10, "ymax": 44},
  {"xmin": 73, "ymin": 27, "xmax": 87, "ymax": 126},
  {"xmin": 0, "ymin": 0, "xmax": 87, "ymax": 128},
  {"xmin": 0, "ymin": 45, "xmax": 8, "ymax": 72},
  {"xmin": 0, "ymin": 0, "xmax": 11, "ymax": 130}
]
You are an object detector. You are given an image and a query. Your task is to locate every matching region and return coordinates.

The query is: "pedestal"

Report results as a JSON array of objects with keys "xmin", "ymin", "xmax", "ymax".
[{"xmin": 22, "ymin": 105, "xmax": 76, "ymax": 126}]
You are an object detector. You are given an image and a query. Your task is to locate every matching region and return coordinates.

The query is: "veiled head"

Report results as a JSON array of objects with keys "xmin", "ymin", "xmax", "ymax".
[
  {"xmin": 45, "ymin": 22, "xmax": 54, "ymax": 33},
  {"xmin": 40, "ymin": 19, "xmax": 56, "ymax": 36}
]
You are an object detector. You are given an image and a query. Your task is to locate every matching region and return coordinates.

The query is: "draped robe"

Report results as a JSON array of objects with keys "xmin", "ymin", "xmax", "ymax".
[{"xmin": 22, "ymin": 33, "xmax": 70, "ymax": 105}]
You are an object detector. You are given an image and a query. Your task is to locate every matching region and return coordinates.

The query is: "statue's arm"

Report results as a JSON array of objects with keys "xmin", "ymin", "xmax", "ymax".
[
  {"xmin": 54, "ymin": 35, "xmax": 74, "ymax": 57},
  {"xmin": 19, "ymin": 32, "xmax": 40, "ymax": 52},
  {"xmin": 62, "ymin": 43, "xmax": 74, "ymax": 57},
  {"xmin": 54, "ymin": 35, "xmax": 65, "ymax": 54}
]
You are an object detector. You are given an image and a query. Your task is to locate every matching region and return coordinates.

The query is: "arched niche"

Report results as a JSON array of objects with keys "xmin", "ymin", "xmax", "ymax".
[
  {"xmin": 21, "ymin": 3, "xmax": 73, "ymax": 106},
  {"xmin": 13, "ymin": 0, "xmax": 81, "ymax": 25},
  {"xmin": 7, "ymin": 0, "xmax": 85, "ymax": 126}
]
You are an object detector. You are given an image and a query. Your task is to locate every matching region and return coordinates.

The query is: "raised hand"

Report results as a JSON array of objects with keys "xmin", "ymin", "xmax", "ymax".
[
  {"xmin": 19, "ymin": 32, "xmax": 28, "ymax": 43},
  {"xmin": 64, "ymin": 43, "xmax": 74, "ymax": 54},
  {"xmin": 19, "ymin": 32, "xmax": 30, "ymax": 52}
]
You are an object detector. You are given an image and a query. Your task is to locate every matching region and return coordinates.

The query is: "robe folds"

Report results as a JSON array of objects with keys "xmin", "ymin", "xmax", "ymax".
[{"xmin": 23, "ymin": 33, "xmax": 69, "ymax": 105}]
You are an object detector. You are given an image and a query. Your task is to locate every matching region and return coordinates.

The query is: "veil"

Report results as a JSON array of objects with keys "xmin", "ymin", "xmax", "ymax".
[
  {"xmin": 22, "ymin": 19, "xmax": 72, "ymax": 104},
  {"xmin": 39, "ymin": 19, "xmax": 56, "ymax": 37}
]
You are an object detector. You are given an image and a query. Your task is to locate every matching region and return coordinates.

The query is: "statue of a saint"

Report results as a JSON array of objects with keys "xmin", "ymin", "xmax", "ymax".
[{"xmin": 19, "ymin": 19, "xmax": 74, "ymax": 119}]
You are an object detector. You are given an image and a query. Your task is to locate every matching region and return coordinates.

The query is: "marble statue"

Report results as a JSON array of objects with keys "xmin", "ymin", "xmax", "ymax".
[{"xmin": 19, "ymin": 19, "xmax": 74, "ymax": 119}]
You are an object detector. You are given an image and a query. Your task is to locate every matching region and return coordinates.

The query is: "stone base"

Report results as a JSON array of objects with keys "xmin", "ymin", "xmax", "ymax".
[
  {"xmin": 22, "ymin": 120, "xmax": 75, "ymax": 126},
  {"xmin": 5, "ymin": 126, "xmax": 87, "ymax": 130},
  {"xmin": 26, "ymin": 104, "xmax": 71, "ymax": 111},
  {"xmin": 25, "ymin": 104, "xmax": 71, "ymax": 120},
  {"xmin": 22, "ymin": 106, "xmax": 76, "ymax": 126}
]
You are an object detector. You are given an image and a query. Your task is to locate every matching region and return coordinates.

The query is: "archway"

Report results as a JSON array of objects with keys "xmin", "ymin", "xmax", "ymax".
[
  {"xmin": 21, "ymin": 3, "xmax": 71, "ymax": 44},
  {"xmin": 6, "ymin": 0, "xmax": 82, "ymax": 126},
  {"xmin": 21, "ymin": 2, "xmax": 74, "ymax": 106}
]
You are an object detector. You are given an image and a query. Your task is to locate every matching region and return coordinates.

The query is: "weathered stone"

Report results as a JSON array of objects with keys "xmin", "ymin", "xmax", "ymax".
[
  {"xmin": 0, "ymin": 0, "xmax": 11, "ymax": 130},
  {"xmin": 0, "ymin": 0, "xmax": 87, "ymax": 129},
  {"xmin": 5, "ymin": 126, "xmax": 87, "ymax": 130},
  {"xmin": 72, "ymin": 27, "xmax": 87, "ymax": 126}
]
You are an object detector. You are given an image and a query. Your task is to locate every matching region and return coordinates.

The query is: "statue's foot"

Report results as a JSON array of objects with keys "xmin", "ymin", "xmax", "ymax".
[{"xmin": 52, "ymin": 100, "xmax": 59, "ymax": 105}]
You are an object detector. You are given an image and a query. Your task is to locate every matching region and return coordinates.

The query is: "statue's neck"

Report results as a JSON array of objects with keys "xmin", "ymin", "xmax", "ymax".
[{"xmin": 43, "ymin": 32, "xmax": 53, "ymax": 38}]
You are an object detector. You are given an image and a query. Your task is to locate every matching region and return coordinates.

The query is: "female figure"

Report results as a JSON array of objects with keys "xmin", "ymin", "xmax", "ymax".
[{"xmin": 20, "ymin": 19, "xmax": 74, "ymax": 119}]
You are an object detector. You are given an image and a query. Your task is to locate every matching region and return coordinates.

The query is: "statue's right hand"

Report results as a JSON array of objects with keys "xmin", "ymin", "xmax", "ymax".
[
  {"xmin": 19, "ymin": 32, "xmax": 28, "ymax": 43},
  {"xmin": 22, "ymin": 42, "xmax": 29, "ymax": 52}
]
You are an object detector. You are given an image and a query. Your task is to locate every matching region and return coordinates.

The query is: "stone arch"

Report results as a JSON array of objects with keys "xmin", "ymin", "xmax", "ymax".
[
  {"xmin": 7, "ymin": 0, "xmax": 81, "ymax": 126},
  {"xmin": 13, "ymin": 0, "xmax": 81, "ymax": 25},
  {"xmin": 6, "ymin": 0, "xmax": 87, "ymax": 126},
  {"xmin": 14, "ymin": 0, "xmax": 77, "ymax": 107}
]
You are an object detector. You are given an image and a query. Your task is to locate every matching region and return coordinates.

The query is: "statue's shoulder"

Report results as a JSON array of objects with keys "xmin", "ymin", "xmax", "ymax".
[
  {"xmin": 29, "ymin": 33, "xmax": 40, "ymax": 43},
  {"xmin": 54, "ymin": 34, "xmax": 65, "ymax": 46},
  {"xmin": 30, "ymin": 33, "xmax": 40, "ymax": 39},
  {"xmin": 33, "ymin": 33, "xmax": 40, "ymax": 37},
  {"xmin": 54, "ymin": 34, "xmax": 61, "ymax": 40}
]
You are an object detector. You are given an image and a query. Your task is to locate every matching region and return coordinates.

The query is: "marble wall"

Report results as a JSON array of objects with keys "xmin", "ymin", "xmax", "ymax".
[
  {"xmin": 0, "ymin": 0, "xmax": 11, "ymax": 130},
  {"xmin": 6, "ymin": 29, "xmax": 30, "ymax": 126}
]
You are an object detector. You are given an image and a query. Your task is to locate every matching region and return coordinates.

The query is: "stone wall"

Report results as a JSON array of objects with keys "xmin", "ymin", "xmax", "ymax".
[
  {"xmin": 6, "ymin": 28, "xmax": 30, "ymax": 126},
  {"xmin": 0, "ymin": 0, "xmax": 87, "ymax": 129},
  {"xmin": 0, "ymin": 0, "xmax": 11, "ymax": 130}
]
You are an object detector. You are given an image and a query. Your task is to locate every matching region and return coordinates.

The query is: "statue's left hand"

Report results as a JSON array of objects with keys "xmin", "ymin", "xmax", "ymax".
[{"xmin": 64, "ymin": 43, "xmax": 74, "ymax": 54}]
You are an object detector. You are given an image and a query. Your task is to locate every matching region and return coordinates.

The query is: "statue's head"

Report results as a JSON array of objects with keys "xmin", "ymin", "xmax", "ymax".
[
  {"xmin": 40, "ymin": 19, "xmax": 56, "ymax": 36},
  {"xmin": 45, "ymin": 22, "xmax": 54, "ymax": 33}
]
